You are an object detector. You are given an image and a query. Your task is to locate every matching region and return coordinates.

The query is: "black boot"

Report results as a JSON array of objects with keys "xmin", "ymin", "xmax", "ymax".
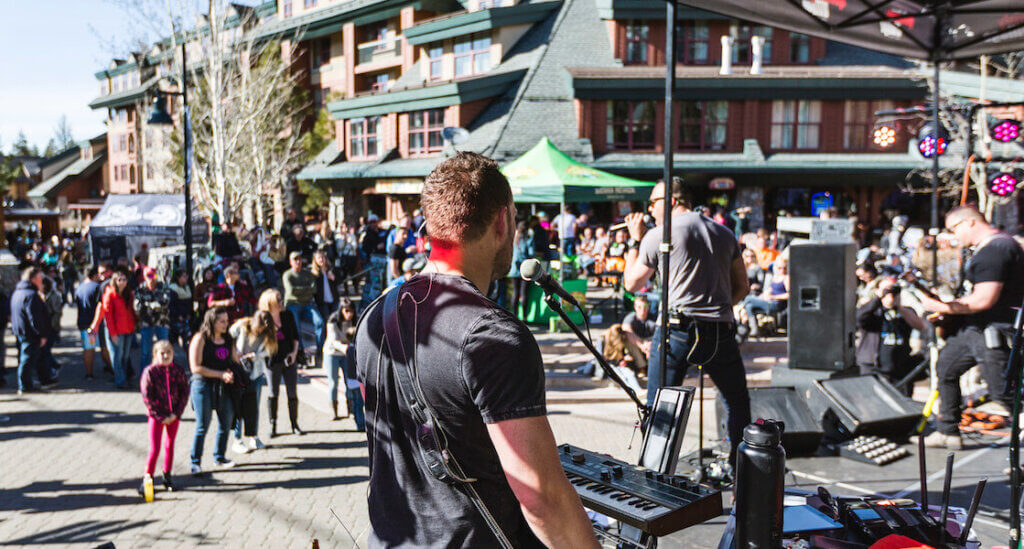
[
  {"xmin": 288, "ymin": 397, "xmax": 304, "ymax": 435},
  {"xmin": 331, "ymin": 400, "xmax": 339, "ymax": 421},
  {"xmin": 162, "ymin": 472, "xmax": 176, "ymax": 492},
  {"xmin": 268, "ymin": 396, "xmax": 279, "ymax": 438}
]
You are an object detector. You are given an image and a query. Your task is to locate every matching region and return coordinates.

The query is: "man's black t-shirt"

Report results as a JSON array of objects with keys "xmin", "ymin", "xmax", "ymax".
[
  {"xmin": 965, "ymin": 235, "xmax": 1024, "ymax": 328},
  {"xmin": 355, "ymin": 274, "xmax": 547, "ymax": 548}
]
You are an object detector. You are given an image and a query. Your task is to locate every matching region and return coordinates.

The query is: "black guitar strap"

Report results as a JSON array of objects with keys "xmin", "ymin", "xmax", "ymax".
[{"xmin": 381, "ymin": 287, "xmax": 514, "ymax": 549}]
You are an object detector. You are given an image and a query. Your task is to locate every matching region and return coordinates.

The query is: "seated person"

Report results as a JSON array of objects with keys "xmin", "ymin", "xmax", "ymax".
[
  {"xmin": 855, "ymin": 276, "xmax": 926, "ymax": 395},
  {"xmin": 621, "ymin": 295, "xmax": 657, "ymax": 374},
  {"xmin": 741, "ymin": 248, "xmax": 764, "ymax": 294},
  {"xmin": 604, "ymin": 230, "xmax": 628, "ymax": 274},
  {"xmin": 577, "ymin": 227, "xmax": 597, "ymax": 273},
  {"xmin": 742, "ymin": 257, "xmax": 789, "ymax": 337}
]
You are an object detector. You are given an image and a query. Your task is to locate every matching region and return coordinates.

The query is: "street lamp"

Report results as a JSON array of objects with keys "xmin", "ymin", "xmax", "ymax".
[{"xmin": 147, "ymin": 41, "xmax": 195, "ymax": 303}]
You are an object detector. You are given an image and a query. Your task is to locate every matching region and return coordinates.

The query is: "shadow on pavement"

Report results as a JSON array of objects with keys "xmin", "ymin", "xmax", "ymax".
[
  {"xmin": 2, "ymin": 519, "xmax": 155, "ymax": 545},
  {"xmin": 0, "ymin": 478, "xmax": 142, "ymax": 514},
  {"xmin": 186, "ymin": 455, "xmax": 368, "ymax": 492},
  {"xmin": 0, "ymin": 409, "xmax": 146, "ymax": 427},
  {"xmin": 270, "ymin": 440, "xmax": 367, "ymax": 451},
  {"xmin": 0, "ymin": 426, "xmax": 90, "ymax": 442}
]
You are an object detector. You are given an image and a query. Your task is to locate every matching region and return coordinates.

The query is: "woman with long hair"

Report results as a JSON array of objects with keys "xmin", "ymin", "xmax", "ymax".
[
  {"xmin": 311, "ymin": 249, "xmax": 337, "ymax": 369},
  {"xmin": 258, "ymin": 289, "xmax": 302, "ymax": 436},
  {"xmin": 229, "ymin": 311, "xmax": 276, "ymax": 452},
  {"xmin": 324, "ymin": 298, "xmax": 362, "ymax": 428},
  {"xmin": 88, "ymin": 269, "xmax": 136, "ymax": 389},
  {"xmin": 507, "ymin": 220, "xmax": 532, "ymax": 317},
  {"xmin": 188, "ymin": 307, "xmax": 238, "ymax": 474}
]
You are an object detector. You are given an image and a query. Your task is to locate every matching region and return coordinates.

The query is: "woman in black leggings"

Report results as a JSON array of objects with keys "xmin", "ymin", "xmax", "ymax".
[{"xmin": 257, "ymin": 288, "xmax": 302, "ymax": 436}]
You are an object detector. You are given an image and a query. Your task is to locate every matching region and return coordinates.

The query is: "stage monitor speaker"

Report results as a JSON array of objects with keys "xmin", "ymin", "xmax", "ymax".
[
  {"xmin": 716, "ymin": 387, "xmax": 823, "ymax": 455},
  {"xmin": 812, "ymin": 375, "xmax": 922, "ymax": 438},
  {"xmin": 788, "ymin": 242, "xmax": 857, "ymax": 371}
]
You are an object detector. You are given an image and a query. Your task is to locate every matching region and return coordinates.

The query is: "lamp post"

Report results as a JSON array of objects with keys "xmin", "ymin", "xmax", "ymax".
[{"xmin": 147, "ymin": 42, "xmax": 195, "ymax": 301}]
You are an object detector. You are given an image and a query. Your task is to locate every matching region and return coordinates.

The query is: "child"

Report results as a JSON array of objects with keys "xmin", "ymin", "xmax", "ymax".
[{"xmin": 140, "ymin": 340, "xmax": 190, "ymax": 496}]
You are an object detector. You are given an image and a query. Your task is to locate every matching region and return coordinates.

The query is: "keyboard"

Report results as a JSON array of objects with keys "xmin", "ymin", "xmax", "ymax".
[{"xmin": 559, "ymin": 444, "xmax": 723, "ymax": 536}]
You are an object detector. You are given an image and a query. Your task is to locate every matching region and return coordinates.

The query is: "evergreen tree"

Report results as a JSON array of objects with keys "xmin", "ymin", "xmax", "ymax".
[
  {"xmin": 11, "ymin": 130, "xmax": 38, "ymax": 157},
  {"xmin": 297, "ymin": 107, "xmax": 336, "ymax": 212},
  {"xmin": 51, "ymin": 115, "xmax": 75, "ymax": 152}
]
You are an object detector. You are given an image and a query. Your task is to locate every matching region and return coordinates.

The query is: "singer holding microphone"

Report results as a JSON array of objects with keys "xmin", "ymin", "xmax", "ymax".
[
  {"xmin": 623, "ymin": 177, "xmax": 751, "ymax": 462},
  {"xmin": 354, "ymin": 152, "xmax": 597, "ymax": 548}
]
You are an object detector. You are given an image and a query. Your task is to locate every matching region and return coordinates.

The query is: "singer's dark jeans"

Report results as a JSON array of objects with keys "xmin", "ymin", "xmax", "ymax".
[
  {"xmin": 935, "ymin": 326, "xmax": 1011, "ymax": 435},
  {"xmin": 647, "ymin": 322, "xmax": 750, "ymax": 462}
]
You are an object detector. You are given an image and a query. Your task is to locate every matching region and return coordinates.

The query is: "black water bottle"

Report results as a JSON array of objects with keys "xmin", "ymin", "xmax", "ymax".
[{"xmin": 734, "ymin": 419, "xmax": 786, "ymax": 549}]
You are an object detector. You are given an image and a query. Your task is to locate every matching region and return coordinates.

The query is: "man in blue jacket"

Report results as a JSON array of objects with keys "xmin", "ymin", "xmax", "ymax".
[{"xmin": 10, "ymin": 266, "xmax": 56, "ymax": 393}]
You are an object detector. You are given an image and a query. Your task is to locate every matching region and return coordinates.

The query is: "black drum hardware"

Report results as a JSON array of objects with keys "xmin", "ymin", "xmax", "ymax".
[{"xmin": 559, "ymin": 444, "xmax": 723, "ymax": 537}]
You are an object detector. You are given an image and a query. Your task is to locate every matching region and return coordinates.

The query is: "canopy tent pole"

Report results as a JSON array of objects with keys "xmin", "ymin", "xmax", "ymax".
[
  {"xmin": 559, "ymin": 198, "xmax": 565, "ymax": 281},
  {"xmin": 658, "ymin": 0, "xmax": 677, "ymax": 408}
]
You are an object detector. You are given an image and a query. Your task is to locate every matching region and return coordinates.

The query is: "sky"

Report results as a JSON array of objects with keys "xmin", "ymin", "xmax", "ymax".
[{"xmin": 0, "ymin": 1, "xmax": 139, "ymax": 154}]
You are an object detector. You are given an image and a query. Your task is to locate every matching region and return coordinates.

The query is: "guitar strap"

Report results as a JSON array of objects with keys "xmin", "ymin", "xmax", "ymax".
[{"xmin": 381, "ymin": 287, "xmax": 514, "ymax": 549}]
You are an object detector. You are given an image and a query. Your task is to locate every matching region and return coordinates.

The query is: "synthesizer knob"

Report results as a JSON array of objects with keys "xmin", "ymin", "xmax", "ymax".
[
  {"xmin": 571, "ymin": 453, "xmax": 585, "ymax": 464},
  {"xmin": 612, "ymin": 465, "xmax": 624, "ymax": 476},
  {"xmin": 656, "ymin": 473, "xmax": 665, "ymax": 482},
  {"xmin": 644, "ymin": 470, "xmax": 654, "ymax": 479},
  {"xmin": 600, "ymin": 469, "xmax": 611, "ymax": 481}
]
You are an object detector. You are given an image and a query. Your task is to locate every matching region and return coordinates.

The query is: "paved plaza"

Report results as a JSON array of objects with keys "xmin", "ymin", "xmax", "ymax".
[{"xmin": 0, "ymin": 311, "xmax": 1015, "ymax": 548}]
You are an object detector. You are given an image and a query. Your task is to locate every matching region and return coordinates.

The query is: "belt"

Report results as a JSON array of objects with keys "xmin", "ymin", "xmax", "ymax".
[{"xmin": 667, "ymin": 309, "xmax": 734, "ymax": 331}]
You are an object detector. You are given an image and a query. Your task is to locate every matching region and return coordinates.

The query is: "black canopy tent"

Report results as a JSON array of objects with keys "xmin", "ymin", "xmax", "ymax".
[
  {"xmin": 658, "ymin": 2, "xmax": 1024, "ymax": 546},
  {"xmin": 88, "ymin": 194, "xmax": 208, "ymax": 264}
]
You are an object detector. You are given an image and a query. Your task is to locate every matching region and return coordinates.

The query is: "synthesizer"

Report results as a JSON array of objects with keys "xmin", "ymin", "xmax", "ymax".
[{"xmin": 559, "ymin": 444, "xmax": 723, "ymax": 536}]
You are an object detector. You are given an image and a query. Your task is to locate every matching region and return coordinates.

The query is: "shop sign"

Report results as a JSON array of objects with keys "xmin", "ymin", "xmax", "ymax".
[
  {"xmin": 374, "ymin": 180, "xmax": 423, "ymax": 194},
  {"xmin": 810, "ymin": 192, "xmax": 834, "ymax": 216},
  {"xmin": 708, "ymin": 177, "xmax": 735, "ymax": 190}
]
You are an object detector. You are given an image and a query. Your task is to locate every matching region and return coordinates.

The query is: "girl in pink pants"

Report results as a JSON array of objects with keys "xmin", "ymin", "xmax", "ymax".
[{"xmin": 140, "ymin": 341, "xmax": 190, "ymax": 496}]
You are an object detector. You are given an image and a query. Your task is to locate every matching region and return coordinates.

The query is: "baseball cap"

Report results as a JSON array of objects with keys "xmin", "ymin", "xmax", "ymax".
[
  {"xmin": 367, "ymin": 213, "xmax": 380, "ymax": 222},
  {"xmin": 289, "ymin": 251, "xmax": 303, "ymax": 261}
]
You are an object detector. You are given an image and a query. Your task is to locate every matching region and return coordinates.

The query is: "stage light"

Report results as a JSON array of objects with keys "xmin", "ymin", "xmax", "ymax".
[
  {"xmin": 990, "ymin": 119, "xmax": 1021, "ymax": 143},
  {"xmin": 872, "ymin": 123, "xmax": 897, "ymax": 148},
  {"xmin": 917, "ymin": 123, "xmax": 949, "ymax": 158},
  {"xmin": 988, "ymin": 171, "xmax": 1020, "ymax": 197}
]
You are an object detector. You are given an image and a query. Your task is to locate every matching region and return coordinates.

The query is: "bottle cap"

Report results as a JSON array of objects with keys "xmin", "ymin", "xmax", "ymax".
[{"xmin": 743, "ymin": 418, "xmax": 783, "ymax": 447}]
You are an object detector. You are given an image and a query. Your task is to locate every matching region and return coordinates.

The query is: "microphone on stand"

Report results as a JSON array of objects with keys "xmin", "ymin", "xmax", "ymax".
[
  {"xmin": 609, "ymin": 214, "xmax": 655, "ymax": 232},
  {"xmin": 521, "ymin": 259, "xmax": 583, "ymax": 312}
]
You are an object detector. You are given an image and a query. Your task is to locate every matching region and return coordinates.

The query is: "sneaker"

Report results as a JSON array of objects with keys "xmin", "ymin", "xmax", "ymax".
[
  {"xmin": 85, "ymin": 374, "xmax": 95, "ymax": 382},
  {"xmin": 17, "ymin": 387, "xmax": 44, "ymax": 395},
  {"xmin": 975, "ymin": 400, "xmax": 1011, "ymax": 417},
  {"xmin": 190, "ymin": 464, "xmax": 203, "ymax": 476},
  {"xmin": 913, "ymin": 431, "xmax": 964, "ymax": 450},
  {"xmin": 215, "ymin": 458, "xmax": 236, "ymax": 468},
  {"xmin": 232, "ymin": 438, "xmax": 251, "ymax": 455},
  {"xmin": 249, "ymin": 437, "xmax": 265, "ymax": 451},
  {"xmin": 162, "ymin": 472, "xmax": 176, "ymax": 492},
  {"xmin": 40, "ymin": 379, "xmax": 59, "ymax": 390}
]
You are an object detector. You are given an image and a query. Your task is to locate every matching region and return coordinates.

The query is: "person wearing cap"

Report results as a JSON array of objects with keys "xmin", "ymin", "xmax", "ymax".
[
  {"xmin": 286, "ymin": 224, "xmax": 317, "ymax": 263},
  {"xmin": 134, "ymin": 266, "xmax": 175, "ymax": 373},
  {"xmin": 360, "ymin": 214, "xmax": 387, "ymax": 258},
  {"xmin": 282, "ymin": 251, "xmax": 323, "ymax": 366},
  {"xmin": 388, "ymin": 257, "xmax": 424, "ymax": 289},
  {"xmin": 206, "ymin": 263, "xmax": 256, "ymax": 324}
]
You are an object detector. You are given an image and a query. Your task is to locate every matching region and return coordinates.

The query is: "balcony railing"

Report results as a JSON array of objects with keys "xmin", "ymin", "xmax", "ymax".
[{"xmin": 357, "ymin": 37, "xmax": 401, "ymax": 65}]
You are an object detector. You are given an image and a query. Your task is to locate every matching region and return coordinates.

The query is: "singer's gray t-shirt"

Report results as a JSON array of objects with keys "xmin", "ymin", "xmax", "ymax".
[{"xmin": 638, "ymin": 212, "xmax": 739, "ymax": 322}]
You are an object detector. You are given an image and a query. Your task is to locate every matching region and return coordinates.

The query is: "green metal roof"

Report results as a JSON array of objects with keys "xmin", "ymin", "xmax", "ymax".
[
  {"xmin": 255, "ymin": 0, "xmax": 277, "ymax": 18},
  {"xmin": 94, "ymin": 61, "xmax": 138, "ymax": 80},
  {"xmin": 253, "ymin": 0, "xmax": 456, "ymax": 42},
  {"xmin": 297, "ymin": 156, "xmax": 442, "ymax": 181},
  {"xmin": 327, "ymin": 68, "xmax": 526, "ymax": 118},
  {"xmin": 404, "ymin": 1, "xmax": 562, "ymax": 46},
  {"xmin": 594, "ymin": 0, "xmax": 723, "ymax": 20},
  {"xmin": 88, "ymin": 75, "xmax": 159, "ymax": 110},
  {"xmin": 590, "ymin": 152, "xmax": 930, "ymax": 175},
  {"xmin": 939, "ymin": 69, "xmax": 1024, "ymax": 103}
]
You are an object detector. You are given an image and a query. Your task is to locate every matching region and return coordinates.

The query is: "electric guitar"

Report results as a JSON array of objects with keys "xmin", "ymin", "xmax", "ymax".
[{"xmin": 898, "ymin": 271, "xmax": 963, "ymax": 340}]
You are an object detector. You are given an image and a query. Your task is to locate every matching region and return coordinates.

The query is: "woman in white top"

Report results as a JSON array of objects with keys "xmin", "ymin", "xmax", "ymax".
[
  {"xmin": 229, "ymin": 311, "xmax": 276, "ymax": 453},
  {"xmin": 323, "ymin": 298, "xmax": 362, "ymax": 429}
]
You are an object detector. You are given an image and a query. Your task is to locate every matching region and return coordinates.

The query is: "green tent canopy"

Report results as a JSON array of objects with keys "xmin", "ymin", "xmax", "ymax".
[{"xmin": 501, "ymin": 137, "xmax": 654, "ymax": 203}]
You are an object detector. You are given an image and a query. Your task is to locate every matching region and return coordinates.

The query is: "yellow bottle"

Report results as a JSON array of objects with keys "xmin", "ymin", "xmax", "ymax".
[{"xmin": 143, "ymin": 474, "xmax": 154, "ymax": 503}]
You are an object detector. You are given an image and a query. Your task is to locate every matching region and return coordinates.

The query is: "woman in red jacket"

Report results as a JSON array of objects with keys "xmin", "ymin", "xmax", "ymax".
[{"xmin": 89, "ymin": 270, "xmax": 136, "ymax": 389}]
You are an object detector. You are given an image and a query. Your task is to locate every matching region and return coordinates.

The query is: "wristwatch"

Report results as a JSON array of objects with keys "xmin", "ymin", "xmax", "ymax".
[{"xmin": 626, "ymin": 239, "xmax": 640, "ymax": 252}]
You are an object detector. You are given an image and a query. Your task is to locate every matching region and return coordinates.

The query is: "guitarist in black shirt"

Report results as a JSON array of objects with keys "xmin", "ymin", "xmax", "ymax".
[{"xmin": 915, "ymin": 206, "xmax": 1024, "ymax": 449}]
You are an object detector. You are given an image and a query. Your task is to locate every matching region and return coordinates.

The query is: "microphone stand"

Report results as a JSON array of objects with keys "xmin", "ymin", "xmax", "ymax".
[
  {"xmin": 1005, "ymin": 299, "xmax": 1024, "ymax": 549},
  {"xmin": 542, "ymin": 292, "xmax": 651, "ymax": 426}
]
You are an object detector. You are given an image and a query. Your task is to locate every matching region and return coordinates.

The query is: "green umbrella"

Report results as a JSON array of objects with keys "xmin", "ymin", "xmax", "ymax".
[{"xmin": 501, "ymin": 137, "xmax": 654, "ymax": 203}]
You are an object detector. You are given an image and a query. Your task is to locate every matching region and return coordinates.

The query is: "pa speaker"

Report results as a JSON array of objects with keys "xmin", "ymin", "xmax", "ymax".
[
  {"xmin": 812, "ymin": 375, "xmax": 921, "ymax": 438},
  {"xmin": 788, "ymin": 243, "xmax": 857, "ymax": 370},
  {"xmin": 717, "ymin": 387, "xmax": 823, "ymax": 455}
]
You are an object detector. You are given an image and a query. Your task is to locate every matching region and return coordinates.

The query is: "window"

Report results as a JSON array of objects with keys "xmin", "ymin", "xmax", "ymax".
[
  {"xmin": 790, "ymin": 33, "xmax": 811, "ymax": 63},
  {"xmin": 428, "ymin": 45, "xmax": 444, "ymax": 81},
  {"xmin": 145, "ymin": 129, "xmax": 153, "ymax": 149},
  {"xmin": 304, "ymin": 0, "xmax": 316, "ymax": 7},
  {"xmin": 677, "ymin": 101, "xmax": 728, "ymax": 151},
  {"xmin": 454, "ymin": 32, "xmax": 491, "ymax": 77},
  {"xmin": 119, "ymin": 135, "xmax": 128, "ymax": 152},
  {"xmin": 100, "ymin": 81, "xmax": 109, "ymax": 95},
  {"xmin": 607, "ymin": 101, "xmax": 656, "ymax": 150},
  {"xmin": 624, "ymin": 21, "xmax": 649, "ymax": 65},
  {"xmin": 283, "ymin": 0, "xmax": 292, "ymax": 17},
  {"xmin": 770, "ymin": 100, "xmax": 822, "ymax": 149},
  {"xmin": 371, "ymin": 73, "xmax": 390, "ymax": 92},
  {"xmin": 313, "ymin": 37, "xmax": 331, "ymax": 69},
  {"xmin": 679, "ymin": 21, "xmax": 710, "ymax": 64},
  {"xmin": 409, "ymin": 109, "xmax": 445, "ymax": 155},
  {"xmin": 129, "ymin": 165, "xmax": 136, "ymax": 186},
  {"xmin": 843, "ymin": 100, "xmax": 894, "ymax": 150},
  {"xmin": 146, "ymin": 164, "xmax": 153, "ymax": 179},
  {"xmin": 128, "ymin": 135, "xmax": 135, "ymax": 154},
  {"xmin": 733, "ymin": 24, "xmax": 773, "ymax": 64},
  {"xmin": 348, "ymin": 117, "xmax": 379, "ymax": 159}
]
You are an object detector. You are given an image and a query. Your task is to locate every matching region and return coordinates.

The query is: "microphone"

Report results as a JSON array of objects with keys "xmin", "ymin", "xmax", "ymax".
[
  {"xmin": 520, "ymin": 259, "xmax": 583, "ymax": 311},
  {"xmin": 609, "ymin": 214, "xmax": 654, "ymax": 232}
]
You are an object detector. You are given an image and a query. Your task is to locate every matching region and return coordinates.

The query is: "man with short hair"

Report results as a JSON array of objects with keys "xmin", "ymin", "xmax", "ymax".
[
  {"xmin": 286, "ymin": 224, "xmax": 317, "ymax": 263},
  {"xmin": 355, "ymin": 152, "xmax": 597, "ymax": 547},
  {"xmin": 387, "ymin": 227, "xmax": 410, "ymax": 284},
  {"xmin": 135, "ymin": 266, "xmax": 176, "ymax": 368},
  {"xmin": 10, "ymin": 267, "xmax": 56, "ymax": 393},
  {"xmin": 75, "ymin": 267, "xmax": 103, "ymax": 380},
  {"xmin": 551, "ymin": 206, "xmax": 579, "ymax": 256},
  {"xmin": 206, "ymin": 264, "xmax": 256, "ymax": 324},
  {"xmin": 624, "ymin": 177, "xmax": 751, "ymax": 462},
  {"xmin": 915, "ymin": 206, "xmax": 1024, "ymax": 449},
  {"xmin": 621, "ymin": 294, "xmax": 657, "ymax": 373}
]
